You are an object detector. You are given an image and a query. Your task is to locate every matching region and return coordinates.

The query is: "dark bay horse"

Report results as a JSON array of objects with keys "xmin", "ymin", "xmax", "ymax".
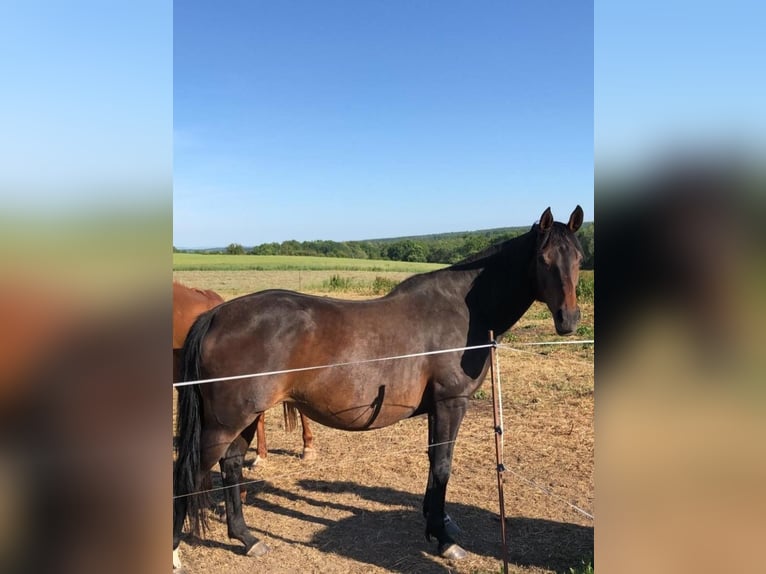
[
  {"xmin": 172, "ymin": 282, "xmax": 316, "ymax": 464},
  {"xmin": 173, "ymin": 206, "xmax": 584, "ymax": 569}
]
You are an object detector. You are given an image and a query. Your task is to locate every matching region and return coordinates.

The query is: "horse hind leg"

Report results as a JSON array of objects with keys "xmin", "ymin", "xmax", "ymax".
[
  {"xmin": 253, "ymin": 413, "xmax": 266, "ymax": 465},
  {"xmin": 299, "ymin": 411, "xmax": 317, "ymax": 461},
  {"xmin": 238, "ymin": 419, "xmax": 258, "ymax": 501},
  {"xmin": 283, "ymin": 402, "xmax": 317, "ymax": 461},
  {"xmin": 219, "ymin": 430, "xmax": 270, "ymax": 557},
  {"xmin": 174, "ymin": 426, "xmax": 243, "ymax": 570}
]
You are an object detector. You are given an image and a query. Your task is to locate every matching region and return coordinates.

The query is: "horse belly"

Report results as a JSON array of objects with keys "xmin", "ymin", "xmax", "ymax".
[
  {"xmin": 297, "ymin": 401, "xmax": 418, "ymax": 431},
  {"xmin": 292, "ymin": 372, "xmax": 425, "ymax": 431}
]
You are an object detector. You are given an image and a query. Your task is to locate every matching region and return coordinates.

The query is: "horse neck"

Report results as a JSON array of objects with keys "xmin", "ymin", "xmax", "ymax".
[{"xmin": 457, "ymin": 231, "xmax": 537, "ymax": 338}]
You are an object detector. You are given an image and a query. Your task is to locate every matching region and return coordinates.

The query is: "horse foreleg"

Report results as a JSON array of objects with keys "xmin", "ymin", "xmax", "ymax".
[
  {"xmin": 422, "ymin": 403, "xmax": 436, "ymax": 520},
  {"xmin": 219, "ymin": 431, "xmax": 270, "ymax": 557},
  {"xmin": 423, "ymin": 458, "xmax": 460, "ymax": 540},
  {"xmin": 423, "ymin": 396, "xmax": 468, "ymax": 559}
]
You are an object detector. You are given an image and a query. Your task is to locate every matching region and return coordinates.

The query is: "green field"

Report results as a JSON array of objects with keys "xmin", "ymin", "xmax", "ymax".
[
  {"xmin": 173, "ymin": 255, "xmax": 594, "ymax": 305},
  {"xmin": 173, "ymin": 253, "xmax": 445, "ymax": 273}
]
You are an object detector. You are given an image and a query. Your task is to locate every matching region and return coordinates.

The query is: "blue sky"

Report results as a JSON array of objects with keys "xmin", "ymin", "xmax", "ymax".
[
  {"xmin": 3, "ymin": 2, "xmax": 762, "ymax": 246},
  {"xmin": 595, "ymin": 1, "xmax": 766, "ymax": 173},
  {"xmin": 173, "ymin": 1, "xmax": 594, "ymax": 248},
  {"xmin": 1, "ymin": 1, "xmax": 171, "ymax": 209}
]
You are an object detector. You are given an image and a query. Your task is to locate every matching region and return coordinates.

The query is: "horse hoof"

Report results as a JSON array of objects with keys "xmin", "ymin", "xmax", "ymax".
[
  {"xmin": 440, "ymin": 543, "xmax": 468, "ymax": 560},
  {"xmin": 244, "ymin": 458, "xmax": 260, "ymax": 475},
  {"xmin": 246, "ymin": 541, "xmax": 271, "ymax": 557},
  {"xmin": 301, "ymin": 447, "xmax": 318, "ymax": 461}
]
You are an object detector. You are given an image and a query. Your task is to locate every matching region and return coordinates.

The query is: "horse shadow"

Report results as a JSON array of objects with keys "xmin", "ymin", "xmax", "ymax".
[{"xmin": 224, "ymin": 478, "xmax": 592, "ymax": 573}]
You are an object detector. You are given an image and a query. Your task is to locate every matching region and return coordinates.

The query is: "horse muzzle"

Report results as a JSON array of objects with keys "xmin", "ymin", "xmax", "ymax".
[{"xmin": 554, "ymin": 307, "xmax": 580, "ymax": 335}]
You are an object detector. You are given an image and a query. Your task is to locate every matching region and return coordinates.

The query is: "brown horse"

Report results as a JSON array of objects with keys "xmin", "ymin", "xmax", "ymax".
[
  {"xmin": 172, "ymin": 282, "xmax": 315, "ymax": 464},
  {"xmin": 173, "ymin": 282, "xmax": 225, "ymax": 350},
  {"xmin": 173, "ymin": 207, "xmax": 584, "ymax": 569}
]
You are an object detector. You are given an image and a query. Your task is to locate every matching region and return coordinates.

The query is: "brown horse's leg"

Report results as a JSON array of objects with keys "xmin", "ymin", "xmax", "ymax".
[
  {"xmin": 283, "ymin": 403, "xmax": 316, "ymax": 460},
  {"xmin": 219, "ymin": 430, "xmax": 270, "ymax": 557},
  {"xmin": 423, "ymin": 396, "xmax": 468, "ymax": 559},
  {"xmin": 299, "ymin": 412, "xmax": 317, "ymax": 460},
  {"xmin": 254, "ymin": 413, "xmax": 266, "ymax": 462}
]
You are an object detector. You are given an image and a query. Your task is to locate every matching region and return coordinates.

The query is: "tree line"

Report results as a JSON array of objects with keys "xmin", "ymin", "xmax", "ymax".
[{"xmin": 177, "ymin": 223, "xmax": 594, "ymax": 269}]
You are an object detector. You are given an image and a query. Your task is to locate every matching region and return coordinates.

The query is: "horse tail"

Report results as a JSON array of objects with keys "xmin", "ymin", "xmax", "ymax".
[
  {"xmin": 283, "ymin": 402, "xmax": 299, "ymax": 432},
  {"xmin": 174, "ymin": 309, "xmax": 216, "ymax": 537}
]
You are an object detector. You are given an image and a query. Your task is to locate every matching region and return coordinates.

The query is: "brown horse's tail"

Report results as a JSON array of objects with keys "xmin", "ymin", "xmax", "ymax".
[
  {"xmin": 283, "ymin": 402, "xmax": 299, "ymax": 432},
  {"xmin": 174, "ymin": 309, "xmax": 216, "ymax": 539}
]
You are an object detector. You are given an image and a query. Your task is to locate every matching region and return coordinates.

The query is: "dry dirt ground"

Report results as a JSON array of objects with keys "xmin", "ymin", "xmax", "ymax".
[{"xmin": 173, "ymin": 271, "xmax": 594, "ymax": 574}]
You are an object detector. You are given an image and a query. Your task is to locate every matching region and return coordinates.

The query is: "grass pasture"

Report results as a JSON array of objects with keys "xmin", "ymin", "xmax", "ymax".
[
  {"xmin": 173, "ymin": 253, "xmax": 444, "ymax": 273},
  {"xmin": 173, "ymin": 262, "xmax": 594, "ymax": 573},
  {"xmin": 173, "ymin": 254, "xmax": 444, "ymax": 299}
]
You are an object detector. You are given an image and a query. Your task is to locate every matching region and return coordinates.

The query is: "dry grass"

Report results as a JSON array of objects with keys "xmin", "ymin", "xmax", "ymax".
[{"xmin": 173, "ymin": 270, "xmax": 594, "ymax": 573}]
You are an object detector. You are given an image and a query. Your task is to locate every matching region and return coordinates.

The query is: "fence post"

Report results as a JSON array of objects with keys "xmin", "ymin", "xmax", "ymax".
[{"xmin": 489, "ymin": 330, "xmax": 509, "ymax": 574}]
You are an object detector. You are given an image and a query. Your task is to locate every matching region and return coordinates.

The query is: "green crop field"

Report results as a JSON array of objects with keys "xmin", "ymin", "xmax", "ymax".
[{"xmin": 173, "ymin": 253, "xmax": 445, "ymax": 273}]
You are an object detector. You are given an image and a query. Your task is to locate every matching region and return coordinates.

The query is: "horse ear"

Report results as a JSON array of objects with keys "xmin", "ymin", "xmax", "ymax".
[
  {"xmin": 568, "ymin": 205, "xmax": 584, "ymax": 232},
  {"xmin": 539, "ymin": 207, "xmax": 553, "ymax": 231}
]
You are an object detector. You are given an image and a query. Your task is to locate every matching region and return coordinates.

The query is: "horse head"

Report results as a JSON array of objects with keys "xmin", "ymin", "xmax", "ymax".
[{"xmin": 534, "ymin": 206, "xmax": 584, "ymax": 335}]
